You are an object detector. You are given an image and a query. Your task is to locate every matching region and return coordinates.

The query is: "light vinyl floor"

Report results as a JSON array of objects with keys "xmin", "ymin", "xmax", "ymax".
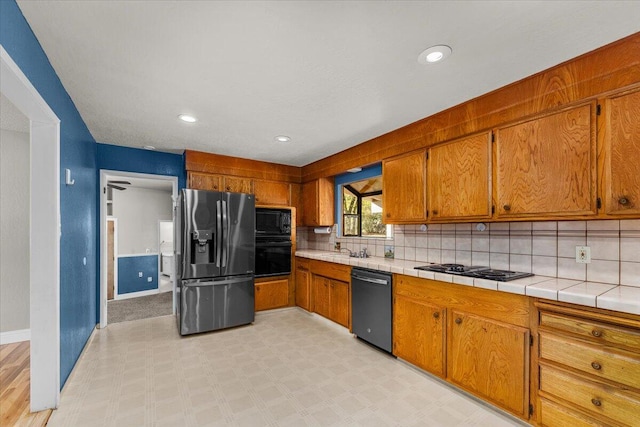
[{"xmin": 49, "ymin": 308, "xmax": 522, "ymax": 426}]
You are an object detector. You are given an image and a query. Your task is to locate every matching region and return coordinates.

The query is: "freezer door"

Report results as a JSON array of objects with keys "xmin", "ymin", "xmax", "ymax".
[
  {"xmin": 180, "ymin": 189, "xmax": 222, "ymax": 279},
  {"xmin": 179, "ymin": 276, "xmax": 255, "ymax": 335},
  {"xmin": 221, "ymin": 192, "xmax": 255, "ymax": 277}
]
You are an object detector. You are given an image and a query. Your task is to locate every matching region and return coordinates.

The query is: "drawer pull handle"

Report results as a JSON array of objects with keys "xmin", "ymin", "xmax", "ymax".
[
  {"xmin": 591, "ymin": 329, "xmax": 602, "ymax": 337},
  {"xmin": 591, "ymin": 398, "xmax": 602, "ymax": 407},
  {"xmin": 433, "ymin": 312, "xmax": 440, "ymax": 319},
  {"xmin": 455, "ymin": 318, "xmax": 462, "ymax": 325},
  {"xmin": 591, "ymin": 362, "xmax": 602, "ymax": 371}
]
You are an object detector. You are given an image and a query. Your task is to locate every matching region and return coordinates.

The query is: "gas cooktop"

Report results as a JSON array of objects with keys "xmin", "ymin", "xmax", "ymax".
[{"xmin": 414, "ymin": 263, "xmax": 534, "ymax": 282}]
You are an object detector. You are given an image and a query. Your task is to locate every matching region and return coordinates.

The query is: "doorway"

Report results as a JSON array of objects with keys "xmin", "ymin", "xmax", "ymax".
[
  {"xmin": 1, "ymin": 46, "xmax": 61, "ymax": 411},
  {"xmin": 99, "ymin": 170, "xmax": 178, "ymax": 328}
]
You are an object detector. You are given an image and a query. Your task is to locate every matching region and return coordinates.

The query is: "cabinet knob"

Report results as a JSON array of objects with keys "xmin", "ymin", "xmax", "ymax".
[
  {"xmin": 226, "ymin": 186, "xmax": 231, "ymax": 191},
  {"xmin": 432, "ymin": 210, "xmax": 438, "ymax": 215},
  {"xmin": 455, "ymin": 318, "xmax": 462, "ymax": 325},
  {"xmin": 591, "ymin": 362, "xmax": 602, "ymax": 371},
  {"xmin": 386, "ymin": 212, "xmax": 391, "ymax": 218},
  {"xmin": 591, "ymin": 398, "xmax": 602, "ymax": 407},
  {"xmin": 433, "ymin": 312, "xmax": 440, "ymax": 319},
  {"xmin": 503, "ymin": 204, "xmax": 511, "ymax": 211},
  {"xmin": 592, "ymin": 329, "xmax": 602, "ymax": 337},
  {"xmin": 619, "ymin": 197, "xmax": 629, "ymax": 205}
]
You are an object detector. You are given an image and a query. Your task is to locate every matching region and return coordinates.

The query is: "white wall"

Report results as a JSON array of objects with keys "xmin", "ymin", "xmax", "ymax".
[
  {"xmin": 111, "ymin": 187, "xmax": 172, "ymax": 254},
  {"xmin": 159, "ymin": 220, "xmax": 173, "ymax": 254},
  {"xmin": 0, "ymin": 128, "xmax": 30, "ymax": 333}
]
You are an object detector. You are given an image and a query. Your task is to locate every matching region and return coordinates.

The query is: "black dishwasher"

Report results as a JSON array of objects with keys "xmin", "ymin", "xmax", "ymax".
[{"xmin": 351, "ymin": 268, "xmax": 392, "ymax": 353}]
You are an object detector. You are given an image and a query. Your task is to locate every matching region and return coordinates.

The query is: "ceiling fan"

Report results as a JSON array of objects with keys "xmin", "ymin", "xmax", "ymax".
[{"xmin": 107, "ymin": 180, "xmax": 131, "ymax": 191}]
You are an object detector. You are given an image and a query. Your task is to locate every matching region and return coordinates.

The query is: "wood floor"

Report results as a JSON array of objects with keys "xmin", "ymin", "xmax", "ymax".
[{"xmin": 0, "ymin": 341, "xmax": 52, "ymax": 427}]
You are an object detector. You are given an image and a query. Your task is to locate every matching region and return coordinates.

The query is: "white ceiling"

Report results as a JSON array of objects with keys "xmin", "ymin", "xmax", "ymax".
[{"xmin": 16, "ymin": 1, "xmax": 640, "ymax": 167}]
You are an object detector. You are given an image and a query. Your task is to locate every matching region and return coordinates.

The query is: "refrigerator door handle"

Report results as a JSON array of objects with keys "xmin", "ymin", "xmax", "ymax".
[
  {"xmin": 216, "ymin": 199, "xmax": 222, "ymax": 267},
  {"xmin": 222, "ymin": 199, "xmax": 228, "ymax": 268},
  {"xmin": 182, "ymin": 276, "xmax": 251, "ymax": 287}
]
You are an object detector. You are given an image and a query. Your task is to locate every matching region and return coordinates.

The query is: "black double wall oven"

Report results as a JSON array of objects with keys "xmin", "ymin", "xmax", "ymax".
[{"xmin": 255, "ymin": 208, "xmax": 292, "ymax": 277}]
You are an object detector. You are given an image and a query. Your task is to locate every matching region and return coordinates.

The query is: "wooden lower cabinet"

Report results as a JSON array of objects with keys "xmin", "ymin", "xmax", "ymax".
[
  {"xmin": 393, "ymin": 294, "xmax": 445, "ymax": 377},
  {"xmin": 255, "ymin": 278, "xmax": 289, "ymax": 311},
  {"xmin": 393, "ymin": 275, "xmax": 532, "ymax": 420},
  {"xmin": 311, "ymin": 275, "xmax": 349, "ymax": 328},
  {"xmin": 295, "ymin": 259, "xmax": 311, "ymax": 310},
  {"xmin": 329, "ymin": 280, "xmax": 349, "ymax": 328},
  {"xmin": 313, "ymin": 276, "xmax": 331, "ymax": 318},
  {"xmin": 536, "ymin": 301, "xmax": 640, "ymax": 427},
  {"xmin": 448, "ymin": 310, "xmax": 530, "ymax": 417}
]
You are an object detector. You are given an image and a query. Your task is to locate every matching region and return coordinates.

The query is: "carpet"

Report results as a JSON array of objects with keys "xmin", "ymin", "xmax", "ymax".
[{"xmin": 108, "ymin": 291, "xmax": 173, "ymax": 324}]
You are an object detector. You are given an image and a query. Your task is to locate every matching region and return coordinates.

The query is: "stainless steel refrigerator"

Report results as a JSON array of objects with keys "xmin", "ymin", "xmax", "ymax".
[{"xmin": 175, "ymin": 189, "xmax": 255, "ymax": 335}]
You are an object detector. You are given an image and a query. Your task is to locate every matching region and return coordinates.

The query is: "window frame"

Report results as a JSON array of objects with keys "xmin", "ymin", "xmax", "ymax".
[{"xmin": 342, "ymin": 184, "xmax": 382, "ymax": 237}]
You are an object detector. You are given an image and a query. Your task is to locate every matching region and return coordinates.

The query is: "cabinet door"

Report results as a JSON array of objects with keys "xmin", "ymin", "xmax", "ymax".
[
  {"xmin": 223, "ymin": 176, "xmax": 252, "ymax": 194},
  {"xmin": 429, "ymin": 133, "xmax": 491, "ymax": 220},
  {"xmin": 382, "ymin": 149, "xmax": 427, "ymax": 223},
  {"xmin": 494, "ymin": 103, "xmax": 597, "ymax": 218},
  {"xmin": 329, "ymin": 280, "xmax": 349, "ymax": 328},
  {"xmin": 393, "ymin": 295, "xmax": 445, "ymax": 377},
  {"xmin": 254, "ymin": 180, "xmax": 290, "ymax": 206},
  {"xmin": 313, "ymin": 276, "xmax": 331, "ymax": 318},
  {"xmin": 448, "ymin": 310, "xmax": 529, "ymax": 418},
  {"xmin": 302, "ymin": 178, "xmax": 334, "ymax": 226},
  {"xmin": 602, "ymin": 88, "xmax": 640, "ymax": 215},
  {"xmin": 188, "ymin": 172, "xmax": 221, "ymax": 191},
  {"xmin": 291, "ymin": 183, "xmax": 303, "ymax": 226},
  {"xmin": 295, "ymin": 265, "xmax": 310, "ymax": 311},
  {"xmin": 255, "ymin": 279, "xmax": 289, "ymax": 311}
]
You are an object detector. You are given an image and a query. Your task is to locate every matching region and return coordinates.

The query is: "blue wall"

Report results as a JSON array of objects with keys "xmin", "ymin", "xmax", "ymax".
[
  {"xmin": 97, "ymin": 143, "xmax": 186, "ymax": 189},
  {"xmin": 117, "ymin": 255, "xmax": 159, "ymax": 294},
  {"xmin": 1, "ymin": 0, "xmax": 98, "ymax": 386}
]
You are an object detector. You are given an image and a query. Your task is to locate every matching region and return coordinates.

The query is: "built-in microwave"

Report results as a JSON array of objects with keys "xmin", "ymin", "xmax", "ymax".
[{"xmin": 256, "ymin": 208, "xmax": 291, "ymax": 237}]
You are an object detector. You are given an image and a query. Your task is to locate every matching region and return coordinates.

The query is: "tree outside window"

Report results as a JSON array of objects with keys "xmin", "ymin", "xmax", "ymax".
[{"xmin": 342, "ymin": 176, "xmax": 385, "ymax": 237}]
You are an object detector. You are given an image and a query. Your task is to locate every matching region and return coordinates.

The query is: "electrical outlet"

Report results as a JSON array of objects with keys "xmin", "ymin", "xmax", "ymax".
[
  {"xmin": 147, "ymin": 277, "xmax": 152, "ymax": 282},
  {"xmin": 576, "ymin": 246, "xmax": 591, "ymax": 264},
  {"xmin": 335, "ymin": 242, "xmax": 341, "ymax": 251},
  {"xmin": 138, "ymin": 272, "xmax": 143, "ymax": 278}
]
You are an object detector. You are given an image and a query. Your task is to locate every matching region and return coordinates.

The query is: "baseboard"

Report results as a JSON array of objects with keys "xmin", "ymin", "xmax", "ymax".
[
  {"xmin": 0, "ymin": 328, "xmax": 31, "ymax": 344},
  {"xmin": 114, "ymin": 288, "xmax": 159, "ymax": 300}
]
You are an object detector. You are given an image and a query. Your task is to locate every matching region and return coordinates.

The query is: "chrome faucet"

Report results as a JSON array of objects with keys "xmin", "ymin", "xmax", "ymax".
[{"xmin": 340, "ymin": 247, "xmax": 369, "ymax": 258}]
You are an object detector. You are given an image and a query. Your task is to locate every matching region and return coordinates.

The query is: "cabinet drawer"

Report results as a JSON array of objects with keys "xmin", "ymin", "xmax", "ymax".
[
  {"xmin": 540, "ymin": 311, "xmax": 640, "ymax": 351},
  {"xmin": 540, "ymin": 365, "xmax": 640, "ymax": 426},
  {"xmin": 540, "ymin": 332, "xmax": 640, "ymax": 389},
  {"xmin": 310, "ymin": 260, "xmax": 351, "ymax": 283},
  {"xmin": 539, "ymin": 397, "xmax": 610, "ymax": 427}
]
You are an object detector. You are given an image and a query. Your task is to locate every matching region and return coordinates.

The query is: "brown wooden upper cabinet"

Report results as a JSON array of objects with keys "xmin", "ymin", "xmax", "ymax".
[
  {"xmin": 302, "ymin": 178, "xmax": 334, "ymax": 226},
  {"xmin": 428, "ymin": 132, "xmax": 492, "ymax": 221},
  {"xmin": 254, "ymin": 179, "xmax": 290, "ymax": 206},
  {"xmin": 494, "ymin": 103, "xmax": 597, "ymax": 218},
  {"xmin": 188, "ymin": 171, "xmax": 221, "ymax": 191},
  {"xmin": 223, "ymin": 176, "xmax": 252, "ymax": 193},
  {"xmin": 189, "ymin": 172, "xmax": 252, "ymax": 193},
  {"xmin": 601, "ymin": 87, "xmax": 640, "ymax": 216},
  {"xmin": 382, "ymin": 149, "xmax": 427, "ymax": 223}
]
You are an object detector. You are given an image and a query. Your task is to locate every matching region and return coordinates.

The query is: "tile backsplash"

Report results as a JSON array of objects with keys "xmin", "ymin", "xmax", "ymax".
[{"xmin": 297, "ymin": 219, "xmax": 640, "ymax": 288}]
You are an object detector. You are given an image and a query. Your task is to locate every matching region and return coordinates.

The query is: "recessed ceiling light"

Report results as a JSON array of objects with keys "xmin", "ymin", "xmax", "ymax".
[
  {"xmin": 417, "ymin": 45, "xmax": 452, "ymax": 64},
  {"xmin": 143, "ymin": 145, "xmax": 156, "ymax": 150},
  {"xmin": 178, "ymin": 114, "xmax": 197, "ymax": 123},
  {"xmin": 274, "ymin": 135, "xmax": 291, "ymax": 143}
]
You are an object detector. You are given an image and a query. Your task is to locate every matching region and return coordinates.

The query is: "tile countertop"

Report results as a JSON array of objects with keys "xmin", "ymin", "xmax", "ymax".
[{"xmin": 295, "ymin": 250, "xmax": 640, "ymax": 316}]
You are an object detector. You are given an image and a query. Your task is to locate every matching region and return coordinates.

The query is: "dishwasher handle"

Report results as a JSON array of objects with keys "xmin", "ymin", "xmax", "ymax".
[{"xmin": 352, "ymin": 274, "xmax": 390, "ymax": 286}]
